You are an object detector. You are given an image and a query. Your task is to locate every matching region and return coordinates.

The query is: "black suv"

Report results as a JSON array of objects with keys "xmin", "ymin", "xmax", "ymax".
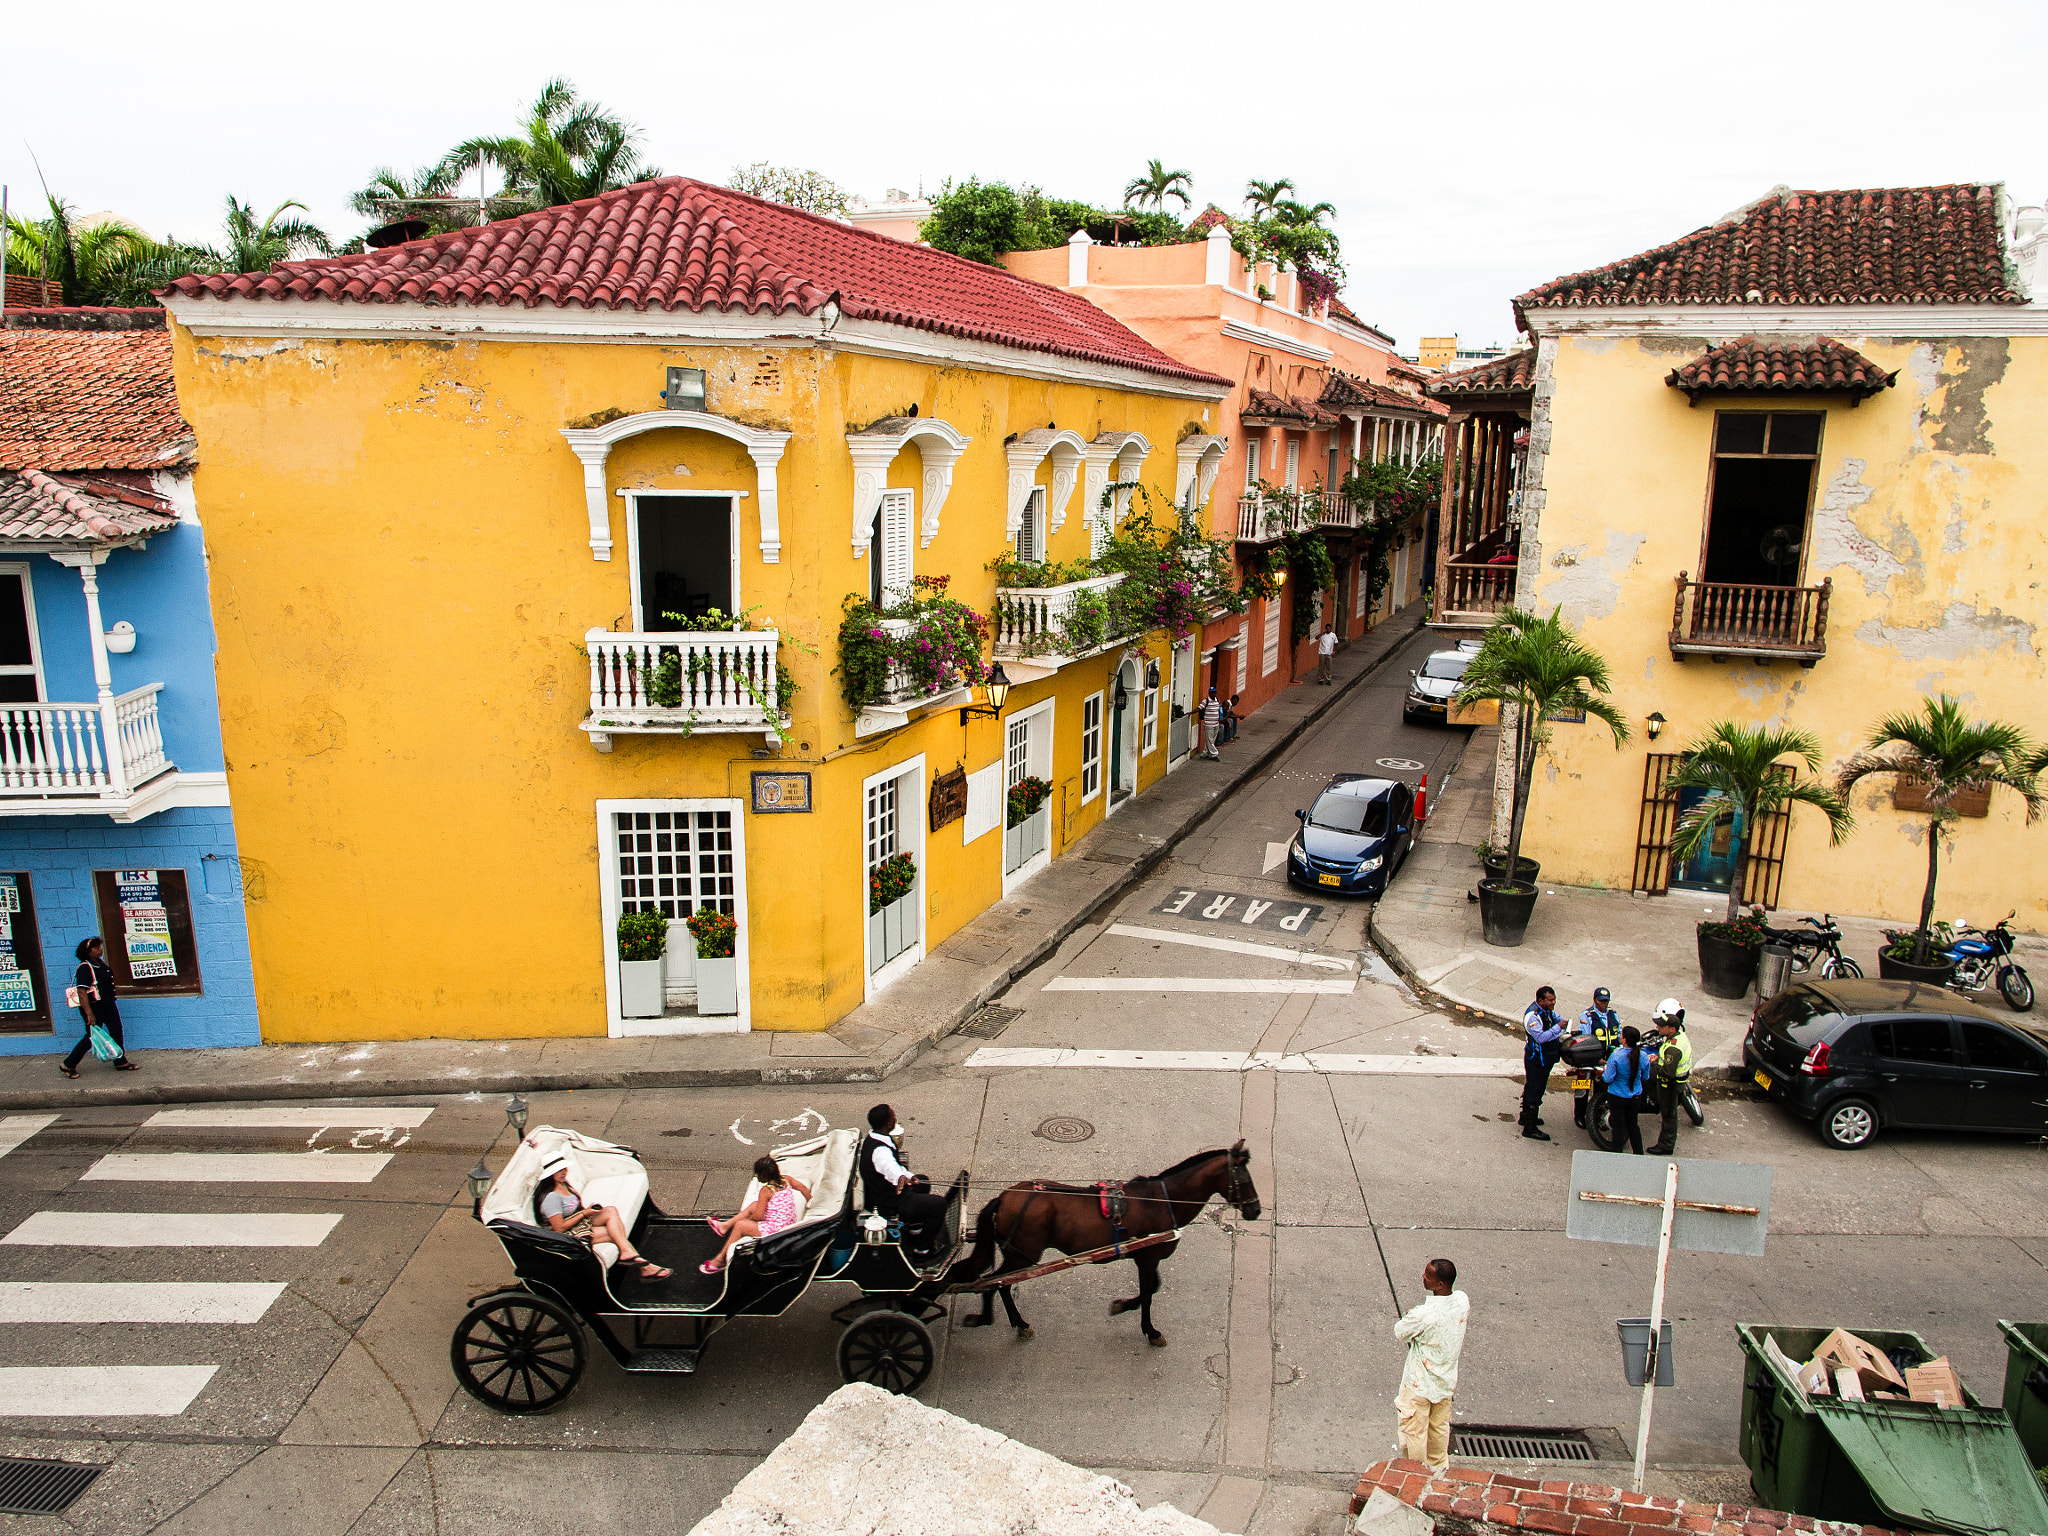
[{"xmin": 1745, "ymin": 979, "xmax": 2048, "ymax": 1149}]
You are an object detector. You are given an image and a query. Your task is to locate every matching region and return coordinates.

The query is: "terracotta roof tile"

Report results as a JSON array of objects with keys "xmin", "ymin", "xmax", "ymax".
[
  {"xmin": 161, "ymin": 178, "xmax": 1230, "ymax": 391},
  {"xmin": 1427, "ymin": 349, "xmax": 1537, "ymax": 399},
  {"xmin": 1519, "ymin": 184, "xmax": 2022, "ymax": 311},
  {"xmin": 1667, "ymin": 336, "xmax": 1897, "ymax": 399},
  {"xmin": 0, "ymin": 468, "xmax": 179, "ymax": 543},
  {"xmin": 0, "ymin": 328, "xmax": 192, "ymax": 471},
  {"xmin": 1241, "ymin": 389, "xmax": 1342, "ymax": 427},
  {"xmin": 1320, "ymin": 371, "xmax": 1450, "ymax": 418}
]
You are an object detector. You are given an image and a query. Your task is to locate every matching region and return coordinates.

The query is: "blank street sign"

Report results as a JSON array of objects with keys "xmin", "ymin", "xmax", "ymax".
[{"xmin": 1566, "ymin": 1151, "xmax": 1773, "ymax": 1257}]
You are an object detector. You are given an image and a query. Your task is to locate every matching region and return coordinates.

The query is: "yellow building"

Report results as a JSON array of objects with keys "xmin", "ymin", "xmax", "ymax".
[
  {"xmin": 1429, "ymin": 183, "xmax": 2048, "ymax": 930},
  {"xmin": 160, "ymin": 179, "xmax": 1233, "ymax": 1040},
  {"xmin": 1417, "ymin": 337, "xmax": 1459, "ymax": 370}
]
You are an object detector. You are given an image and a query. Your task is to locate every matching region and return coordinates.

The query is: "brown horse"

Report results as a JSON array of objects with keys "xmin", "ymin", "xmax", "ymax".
[{"xmin": 945, "ymin": 1140, "xmax": 1260, "ymax": 1346}]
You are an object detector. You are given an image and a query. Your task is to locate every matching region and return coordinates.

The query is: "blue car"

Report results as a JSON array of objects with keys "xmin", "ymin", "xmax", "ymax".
[{"xmin": 1286, "ymin": 775, "xmax": 1418, "ymax": 897}]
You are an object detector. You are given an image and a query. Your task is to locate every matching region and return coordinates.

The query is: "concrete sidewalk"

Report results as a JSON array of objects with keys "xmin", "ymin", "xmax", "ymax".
[
  {"xmin": 1371, "ymin": 723, "xmax": 2048, "ymax": 1076},
  {"xmin": 0, "ymin": 610, "xmax": 1428, "ymax": 1111}
]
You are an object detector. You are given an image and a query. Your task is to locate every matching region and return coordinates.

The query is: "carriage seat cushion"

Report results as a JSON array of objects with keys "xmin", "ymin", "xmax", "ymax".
[
  {"xmin": 480, "ymin": 1126, "xmax": 649, "ymax": 1272},
  {"xmin": 729, "ymin": 1129, "xmax": 858, "ymax": 1253}
]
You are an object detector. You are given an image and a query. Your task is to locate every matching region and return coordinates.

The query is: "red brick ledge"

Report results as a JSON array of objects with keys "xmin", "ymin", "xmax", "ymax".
[{"xmin": 1351, "ymin": 1460, "xmax": 1909, "ymax": 1536}]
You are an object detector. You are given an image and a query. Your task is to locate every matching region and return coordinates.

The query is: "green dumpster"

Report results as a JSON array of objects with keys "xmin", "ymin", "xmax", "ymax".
[
  {"xmin": 1997, "ymin": 1320, "xmax": 2048, "ymax": 1472},
  {"xmin": 1736, "ymin": 1323, "xmax": 2048, "ymax": 1536}
]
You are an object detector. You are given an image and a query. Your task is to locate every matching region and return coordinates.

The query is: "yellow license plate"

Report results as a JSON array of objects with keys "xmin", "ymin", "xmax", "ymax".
[
  {"xmin": 1753, "ymin": 1069, "xmax": 1772, "ymax": 1090},
  {"xmin": 1317, "ymin": 873, "xmax": 1341, "ymax": 887},
  {"xmin": 1569, "ymin": 1073, "xmax": 1593, "ymax": 1090}
]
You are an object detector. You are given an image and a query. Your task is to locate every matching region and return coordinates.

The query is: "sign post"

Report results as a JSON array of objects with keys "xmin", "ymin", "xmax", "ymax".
[{"xmin": 1567, "ymin": 1152, "xmax": 1773, "ymax": 1494}]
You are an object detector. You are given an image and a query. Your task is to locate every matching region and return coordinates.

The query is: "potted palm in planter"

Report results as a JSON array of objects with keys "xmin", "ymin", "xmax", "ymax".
[
  {"xmin": 868, "ymin": 852, "xmax": 918, "ymax": 969},
  {"xmin": 1450, "ymin": 608, "xmax": 1629, "ymax": 947},
  {"xmin": 1835, "ymin": 695, "xmax": 2042, "ymax": 982},
  {"xmin": 617, "ymin": 911, "xmax": 667, "ymax": 1019},
  {"xmin": 1665, "ymin": 722, "xmax": 1854, "ymax": 998},
  {"xmin": 685, "ymin": 907, "xmax": 739, "ymax": 1015}
]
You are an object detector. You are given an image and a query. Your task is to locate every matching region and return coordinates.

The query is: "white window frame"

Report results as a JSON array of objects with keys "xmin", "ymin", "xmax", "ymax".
[
  {"xmin": 1284, "ymin": 439, "xmax": 1300, "ymax": 490},
  {"xmin": 596, "ymin": 797, "xmax": 749, "ymax": 1037},
  {"xmin": 1079, "ymin": 691, "xmax": 1103, "ymax": 803},
  {"xmin": 1002, "ymin": 698, "xmax": 1056, "ymax": 894},
  {"xmin": 1140, "ymin": 674, "xmax": 1159, "ymax": 755},
  {"xmin": 623, "ymin": 492, "xmax": 743, "ymax": 631},
  {"xmin": 1015, "ymin": 485, "xmax": 1047, "ymax": 564},
  {"xmin": 872, "ymin": 486, "xmax": 915, "ymax": 607},
  {"xmin": 1244, "ymin": 438, "xmax": 1261, "ymax": 490},
  {"xmin": 862, "ymin": 753, "xmax": 925, "ymax": 1001},
  {"xmin": 0, "ymin": 564, "xmax": 47, "ymax": 701},
  {"xmin": 1261, "ymin": 600, "xmax": 1281, "ymax": 677}
]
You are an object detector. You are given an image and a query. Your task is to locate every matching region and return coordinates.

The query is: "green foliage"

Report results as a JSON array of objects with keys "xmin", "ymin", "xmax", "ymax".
[
  {"xmin": 868, "ymin": 853, "xmax": 917, "ymax": 914},
  {"xmin": 986, "ymin": 553, "xmax": 1095, "ymax": 589},
  {"xmin": 1698, "ymin": 906, "xmax": 1770, "ymax": 946},
  {"xmin": 4, "ymin": 195, "xmax": 162, "ymax": 306},
  {"xmin": 1665, "ymin": 721, "xmax": 1854, "ymax": 924},
  {"xmin": 1094, "ymin": 485, "xmax": 1250, "ymax": 640},
  {"xmin": 1835, "ymin": 694, "xmax": 2042, "ymax": 961},
  {"xmin": 1124, "ymin": 161, "xmax": 1194, "ymax": 212},
  {"xmin": 727, "ymin": 163, "xmax": 850, "ymax": 217},
  {"xmin": 617, "ymin": 910, "xmax": 667, "ymax": 961},
  {"xmin": 836, "ymin": 577, "xmax": 991, "ymax": 711},
  {"xmin": 1007, "ymin": 775, "xmax": 1053, "ymax": 828},
  {"xmin": 646, "ymin": 605, "xmax": 811, "ymax": 722},
  {"xmin": 1234, "ymin": 176, "xmax": 1345, "ymax": 305},
  {"xmin": 920, "ymin": 178, "xmax": 1197, "ymax": 265},
  {"xmin": 685, "ymin": 906, "xmax": 737, "ymax": 959},
  {"xmin": 439, "ymin": 77, "xmax": 659, "ymax": 216},
  {"xmin": 1278, "ymin": 527, "xmax": 1335, "ymax": 644}
]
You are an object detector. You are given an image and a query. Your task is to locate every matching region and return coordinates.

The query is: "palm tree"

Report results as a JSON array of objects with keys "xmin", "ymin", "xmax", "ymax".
[
  {"xmin": 1666, "ymin": 723, "xmax": 1854, "ymax": 923},
  {"xmin": 216, "ymin": 197, "xmax": 333, "ymax": 271},
  {"xmin": 4, "ymin": 195, "xmax": 162, "ymax": 305},
  {"xmin": 1269, "ymin": 197, "xmax": 1337, "ymax": 229},
  {"xmin": 348, "ymin": 163, "xmax": 491, "ymax": 235},
  {"xmin": 1834, "ymin": 695, "xmax": 2042, "ymax": 963},
  {"xmin": 1450, "ymin": 607, "xmax": 1630, "ymax": 894},
  {"xmin": 1123, "ymin": 160, "xmax": 1193, "ymax": 212},
  {"xmin": 1243, "ymin": 178, "xmax": 1295, "ymax": 225},
  {"xmin": 441, "ymin": 77, "xmax": 660, "ymax": 213}
]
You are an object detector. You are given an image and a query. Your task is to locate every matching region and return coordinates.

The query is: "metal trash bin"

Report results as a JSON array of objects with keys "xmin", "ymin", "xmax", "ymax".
[
  {"xmin": 1756, "ymin": 944, "xmax": 1795, "ymax": 1001},
  {"xmin": 1736, "ymin": 1323, "xmax": 2048, "ymax": 1536},
  {"xmin": 1996, "ymin": 1319, "xmax": 2048, "ymax": 1470},
  {"xmin": 1617, "ymin": 1317, "xmax": 1673, "ymax": 1386}
]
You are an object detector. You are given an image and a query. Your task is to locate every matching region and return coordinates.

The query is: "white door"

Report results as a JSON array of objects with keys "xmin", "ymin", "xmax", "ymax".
[{"xmin": 611, "ymin": 808, "xmax": 737, "ymax": 1007}]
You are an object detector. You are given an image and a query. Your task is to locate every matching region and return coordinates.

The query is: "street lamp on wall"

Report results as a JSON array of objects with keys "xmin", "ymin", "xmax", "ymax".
[
  {"xmin": 662, "ymin": 366, "xmax": 706, "ymax": 411},
  {"xmin": 958, "ymin": 663, "xmax": 1013, "ymax": 726},
  {"xmin": 1647, "ymin": 712, "xmax": 1666, "ymax": 742}
]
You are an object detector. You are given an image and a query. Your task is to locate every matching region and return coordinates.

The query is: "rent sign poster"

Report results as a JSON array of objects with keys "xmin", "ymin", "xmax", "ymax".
[
  {"xmin": 0, "ymin": 876, "xmax": 30, "ymax": 1012},
  {"xmin": 115, "ymin": 870, "xmax": 177, "ymax": 980}
]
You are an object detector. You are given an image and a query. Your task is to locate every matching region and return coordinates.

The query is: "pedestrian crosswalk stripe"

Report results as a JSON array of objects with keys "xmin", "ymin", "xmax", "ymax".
[
  {"xmin": 2, "ymin": 1212, "xmax": 343, "ymax": 1247},
  {"xmin": 145, "ymin": 1107, "xmax": 434, "ymax": 1129},
  {"xmin": 0, "ymin": 1116, "xmax": 57, "ymax": 1160},
  {"xmin": 81, "ymin": 1153, "xmax": 391, "ymax": 1183},
  {"xmin": 1103, "ymin": 922, "xmax": 1353, "ymax": 971},
  {"xmin": 0, "ymin": 1282, "xmax": 286, "ymax": 1324},
  {"xmin": 1042, "ymin": 976, "xmax": 1356, "ymax": 994},
  {"xmin": 966, "ymin": 1047, "xmax": 1522, "ymax": 1076},
  {"xmin": 0, "ymin": 1365, "xmax": 217, "ymax": 1416}
]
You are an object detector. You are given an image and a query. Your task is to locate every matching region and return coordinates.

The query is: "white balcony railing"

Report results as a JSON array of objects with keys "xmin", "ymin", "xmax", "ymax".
[
  {"xmin": 0, "ymin": 685, "xmax": 172, "ymax": 802},
  {"xmin": 992, "ymin": 574, "xmax": 1127, "ymax": 661},
  {"xmin": 583, "ymin": 630, "xmax": 783, "ymax": 749},
  {"xmin": 1236, "ymin": 490, "xmax": 1311, "ymax": 541}
]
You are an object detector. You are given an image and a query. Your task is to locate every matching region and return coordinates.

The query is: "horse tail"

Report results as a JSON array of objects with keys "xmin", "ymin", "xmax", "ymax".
[{"xmin": 943, "ymin": 1193, "xmax": 1007, "ymax": 1287}]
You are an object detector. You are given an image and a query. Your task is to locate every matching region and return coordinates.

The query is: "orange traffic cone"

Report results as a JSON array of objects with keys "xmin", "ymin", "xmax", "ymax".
[{"xmin": 1416, "ymin": 772, "xmax": 1428, "ymax": 823}]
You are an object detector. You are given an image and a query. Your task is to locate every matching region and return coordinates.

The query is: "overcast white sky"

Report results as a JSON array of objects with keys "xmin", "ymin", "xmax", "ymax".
[{"xmin": 7, "ymin": 0, "xmax": 2044, "ymax": 351}]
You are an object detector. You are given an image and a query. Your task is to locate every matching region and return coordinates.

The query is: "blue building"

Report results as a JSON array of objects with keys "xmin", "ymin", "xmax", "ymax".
[{"xmin": 0, "ymin": 309, "xmax": 257, "ymax": 1055}]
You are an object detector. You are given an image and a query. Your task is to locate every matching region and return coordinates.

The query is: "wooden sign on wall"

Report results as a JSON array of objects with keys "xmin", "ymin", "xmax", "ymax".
[{"xmin": 930, "ymin": 766, "xmax": 969, "ymax": 831}]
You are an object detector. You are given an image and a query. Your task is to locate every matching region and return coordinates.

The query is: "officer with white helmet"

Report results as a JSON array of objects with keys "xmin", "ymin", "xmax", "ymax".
[{"xmin": 1646, "ymin": 998, "xmax": 1693, "ymax": 1155}]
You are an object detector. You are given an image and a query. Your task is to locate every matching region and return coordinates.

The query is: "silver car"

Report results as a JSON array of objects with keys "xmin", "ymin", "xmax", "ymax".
[{"xmin": 1403, "ymin": 648, "xmax": 1473, "ymax": 724}]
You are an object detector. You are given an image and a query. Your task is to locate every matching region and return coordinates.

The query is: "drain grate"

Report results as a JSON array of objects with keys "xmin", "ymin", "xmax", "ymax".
[
  {"xmin": 0, "ymin": 1456, "xmax": 104, "ymax": 1515},
  {"xmin": 958, "ymin": 1006, "xmax": 1021, "ymax": 1041},
  {"xmin": 1449, "ymin": 1427, "xmax": 1596, "ymax": 1463}
]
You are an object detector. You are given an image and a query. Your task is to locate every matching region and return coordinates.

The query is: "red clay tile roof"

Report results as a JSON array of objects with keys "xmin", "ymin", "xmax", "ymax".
[
  {"xmin": 1519, "ymin": 184, "xmax": 2023, "ymax": 312},
  {"xmin": 160, "ymin": 178, "xmax": 1232, "ymax": 391},
  {"xmin": 0, "ymin": 328, "xmax": 192, "ymax": 472},
  {"xmin": 0, "ymin": 468, "xmax": 179, "ymax": 544},
  {"xmin": 1320, "ymin": 371, "xmax": 1450, "ymax": 418},
  {"xmin": 1667, "ymin": 336, "xmax": 1897, "ymax": 399},
  {"xmin": 1241, "ymin": 389, "xmax": 1340, "ymax": 427},
  {"xmin": 1426, "ymin": 349, "xmax": 1536, "ymax": 399}
]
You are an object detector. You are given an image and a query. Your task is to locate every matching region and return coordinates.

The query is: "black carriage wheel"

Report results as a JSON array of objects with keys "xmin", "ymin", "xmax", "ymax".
[
  {"xmin": 838, "ymin": 1310, "xmax": 934, "ymax": 1395},
  {"xmin": 450, "ymin": 1293, "xmax": 586, "ymax": 1414}
]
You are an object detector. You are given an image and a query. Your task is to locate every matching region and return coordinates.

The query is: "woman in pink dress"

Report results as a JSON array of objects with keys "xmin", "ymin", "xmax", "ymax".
[{"xmin": 701, "ymin": 1156, "xmax": 812, "ymax": 1274}]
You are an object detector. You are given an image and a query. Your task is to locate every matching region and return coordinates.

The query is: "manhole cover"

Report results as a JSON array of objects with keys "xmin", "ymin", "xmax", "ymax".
[
  {"xmin": 1034, "ymin": 1116, "xmax": 1094, "ymax": 1143},
  {"xmin": 958, "ymin": 1006, "xmax": 1021, "ymax": 1041},
  {"xmin": 0, "ymin": 1456, "xmax": 104, "ymax": 1516}
]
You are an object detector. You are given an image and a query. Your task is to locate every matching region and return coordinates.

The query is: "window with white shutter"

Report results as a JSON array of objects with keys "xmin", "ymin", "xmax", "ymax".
[
  {"xmin": 870, "ymin": 488, "xmax": 914, "ymax": 607},
  {"xmin": 1015, "ymin": 487, "xmax": 1046, "ymax": 564},
  {"xmin": 1261, "ymin": 599, "xmax": 1280, "ymax": 677},
  {"xmin": 1080, "ymin": 693, "xmax": 1103, "ymax": 801},
  {"xmin": 1244, "ymin": 439, "xmax": 1261, "ymax": 489},
  {"xmin": 1140, "ymin": 681, "xmax": 1158, "ymax": 754},
  {"xmin": 1284, "ymin": 439, "xmax": 1300, "ymax": 489}
]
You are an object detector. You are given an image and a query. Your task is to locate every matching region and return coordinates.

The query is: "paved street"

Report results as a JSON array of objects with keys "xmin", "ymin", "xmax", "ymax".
[{"xmin": 0, "ymin": 634, "xmax": 2042, "ymax": 1534}]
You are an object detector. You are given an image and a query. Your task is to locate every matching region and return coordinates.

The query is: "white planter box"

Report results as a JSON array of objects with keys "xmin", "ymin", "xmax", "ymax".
[
  {"xmin": 882, "ymin": 897, "xmax": 906, "ymax": 959},
  {"xmin": 694, "ymin": 955, "xmax": 739, "ymax": 1016},
  {"xmin": 619, "ymin": 956, "xmax": 666, "ymax": 1018}
]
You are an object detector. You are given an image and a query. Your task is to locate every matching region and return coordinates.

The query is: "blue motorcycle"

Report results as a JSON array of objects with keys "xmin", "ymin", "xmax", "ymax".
[{"xmin": 1907, "ymin": 913, "xmax": 2035, "ymax": 1012}]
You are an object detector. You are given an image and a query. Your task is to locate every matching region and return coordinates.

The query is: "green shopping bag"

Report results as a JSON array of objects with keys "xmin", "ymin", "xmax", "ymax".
[{"xmin": 87, "ymin": 1025, "xmax": 120, "ymax": 1062}]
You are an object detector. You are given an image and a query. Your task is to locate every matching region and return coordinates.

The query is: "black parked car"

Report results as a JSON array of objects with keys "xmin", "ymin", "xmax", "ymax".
[
  {"xmin": 1286, "ymin": 775, "xmax": 1416, "ymax": 897},
  {"xmin": 1744, "ymin": 979, "xmax": 2048, "ymax": 1149}
]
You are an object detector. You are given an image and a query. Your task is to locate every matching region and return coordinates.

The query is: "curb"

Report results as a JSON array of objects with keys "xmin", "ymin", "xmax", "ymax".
[{"xmin": 0, "ymin": 612, "xmax": 1430, "ymax": 1112}]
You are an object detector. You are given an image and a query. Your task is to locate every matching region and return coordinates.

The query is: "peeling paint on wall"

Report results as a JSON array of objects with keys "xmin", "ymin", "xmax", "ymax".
[
  {"xmin": 1913, "ymin": 338, "xmax": 2009, "ymax": 456},
  {"xmin": 1855, "ymin": 601, "xmax": 2036, "ymax": 660},
  {"xmin": 1544, "ymin": 529, "xmax": 1645, "ymax": 622},
  {"xmin": 1809, "ymin": 458, "xmax": 1908, "ymax": 596}
]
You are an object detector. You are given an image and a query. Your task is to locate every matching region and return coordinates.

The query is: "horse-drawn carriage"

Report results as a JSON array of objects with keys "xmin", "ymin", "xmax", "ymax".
[{"xmin": 450, "ymin": 1122, "xmax": 1260, "ymax": 1414}]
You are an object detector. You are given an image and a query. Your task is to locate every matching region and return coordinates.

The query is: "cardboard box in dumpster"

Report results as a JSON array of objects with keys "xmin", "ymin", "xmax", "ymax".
[
  {"xmin": 1813, "ymin": 1327, "xmax": 1908, "ymax": 1397},
  {"xmin": 1904, "ymin": 1357, "xmax": 1966, "ymax": 1409}
]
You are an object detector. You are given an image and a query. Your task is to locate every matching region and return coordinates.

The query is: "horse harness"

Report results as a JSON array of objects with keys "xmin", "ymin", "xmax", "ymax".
[{"xmin": 993, "ymin": 1149, "xmax": 1253, "ymax": 1266}]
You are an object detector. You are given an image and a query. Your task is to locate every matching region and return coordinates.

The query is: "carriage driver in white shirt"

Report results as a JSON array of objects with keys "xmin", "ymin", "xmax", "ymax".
[{"xmin": 862, "ymin": 1104, "xmax": 950, "ymax": 1229}]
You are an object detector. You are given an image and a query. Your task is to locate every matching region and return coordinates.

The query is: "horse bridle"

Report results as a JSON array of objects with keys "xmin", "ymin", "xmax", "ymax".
[{"xmin": 1220, "ymin": 1149, "xmax": 1254, "ymax": 1212}]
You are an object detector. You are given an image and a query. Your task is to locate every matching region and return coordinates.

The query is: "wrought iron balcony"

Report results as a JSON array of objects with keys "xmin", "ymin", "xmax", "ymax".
[{"xmin": 1669, "ymin": 575, "xmax": 1830, "ymax": 664}]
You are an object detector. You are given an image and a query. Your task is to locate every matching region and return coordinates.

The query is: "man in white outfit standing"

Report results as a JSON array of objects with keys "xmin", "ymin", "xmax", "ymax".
[{"xmin": 1393, "ymin": 1257, "xmax": 1468, "ymax": 1473}]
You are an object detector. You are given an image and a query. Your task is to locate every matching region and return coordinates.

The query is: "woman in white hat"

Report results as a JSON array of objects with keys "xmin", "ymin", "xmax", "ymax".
[{"xmin": 538, "ymin": 1158, "xmax": 671, "ymax": 1280}]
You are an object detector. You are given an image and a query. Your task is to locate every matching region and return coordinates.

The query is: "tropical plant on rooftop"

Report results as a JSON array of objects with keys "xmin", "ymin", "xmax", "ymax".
[
  {"xmin": 214, "ymin": 197, "xmax": 334, "ymax": 273},
  {"xmin": 347, "ymin": 162, "xmax": 504, "ymax": 237},
  {"xmin": 1833, "ymin": 695, "xmax": 2042, "ymax": 963},
  {"xmin": 1124, "ymin": 161, "xmax": 1193, "ymax": 212},
  {"xmin": 4, "ymin": 194, "xmax": 162, "ymax": 306},
  {"xmin": 440, "ymin": 77, "xmax": 660, "ymax": 213}
]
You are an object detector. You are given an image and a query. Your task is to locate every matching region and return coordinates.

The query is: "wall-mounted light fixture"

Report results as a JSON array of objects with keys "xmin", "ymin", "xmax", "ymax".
[
  {"xmin": 104, "ymin": 621, "xmax": 136, "ymax": 655},
  {"xmin": 1114, "ymin": 680, "xmax": 1129, "ymax": 712},
  {"xmin": 663, "ymin": 366, "xmax": 706, "ymax": 411},
  {"xmin": 1145, "ymin": 660, "xmax": 1161, "ymax": 691},
  {"xmin": 958, "ymin": 663, "xmax": 1012, "ymax": 726},
  {"xmin": 1647, "ymin": 711, "xmax": 1666, "ymax": 741}
]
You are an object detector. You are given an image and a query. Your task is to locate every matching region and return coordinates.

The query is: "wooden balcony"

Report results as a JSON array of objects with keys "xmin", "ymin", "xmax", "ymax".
[
  {"xmin": 583, "ymin": 630, "xmax": 785, "ymax": 751},
  {"xmin": 1437, "ymin": 561, "xmax": 1516, "ymax": 623},
  {"xmin": 1669, "ymin": 575, "xmax": 1830, "ymax": 664},
  {"xmin": 0, "ymin": 685, "xmax": 178, "ymax": 820},
  {"xmin": 992, "ymin": 574, "xmax": 1127, "ymax": 665}
]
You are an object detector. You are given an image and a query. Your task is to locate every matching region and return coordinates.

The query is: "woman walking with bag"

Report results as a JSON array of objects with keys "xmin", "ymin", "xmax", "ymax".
[{"xmin": 60, "ymin": 937, "xmax": 139, "ymax": 1078}]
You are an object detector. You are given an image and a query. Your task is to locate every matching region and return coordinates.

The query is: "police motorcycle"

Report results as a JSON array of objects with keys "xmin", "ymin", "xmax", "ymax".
[{"xmin": 1564, "ymin": 1000, "xmax": 1702, "ymax": 1149}]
